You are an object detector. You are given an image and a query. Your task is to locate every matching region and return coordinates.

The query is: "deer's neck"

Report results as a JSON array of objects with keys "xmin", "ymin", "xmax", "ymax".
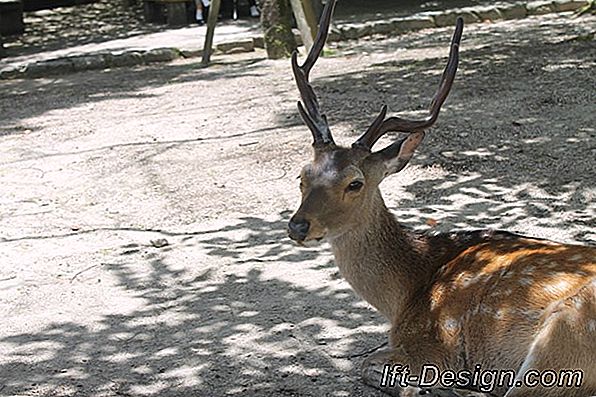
[{"xmin": 329, "ymin": 190, "xmax": 436, "ymax": 320}]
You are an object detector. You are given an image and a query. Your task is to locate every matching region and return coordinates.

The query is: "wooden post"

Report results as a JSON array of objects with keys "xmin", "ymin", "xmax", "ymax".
[
  {"xmin": 289, "ymin": 0, "xmax": 319, "ymax": 52},
  {"xmin": 202, "ymin": 0, "xmax": 222, "ymax": 66}
]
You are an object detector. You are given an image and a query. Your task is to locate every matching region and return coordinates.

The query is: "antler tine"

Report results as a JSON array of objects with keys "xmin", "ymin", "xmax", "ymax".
[
  {"xmin": 291, "ymin": 0, "xmax": 337, "ymax": 147},
  {"xmin": 354, "ymin": 17, "xmax": 464, "ymax": 150}
]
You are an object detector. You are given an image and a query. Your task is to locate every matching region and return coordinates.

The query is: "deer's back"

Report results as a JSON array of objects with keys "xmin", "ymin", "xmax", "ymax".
[{"xmin": 392, "ymin": 235, "xmax": 596, "ymax": 376}]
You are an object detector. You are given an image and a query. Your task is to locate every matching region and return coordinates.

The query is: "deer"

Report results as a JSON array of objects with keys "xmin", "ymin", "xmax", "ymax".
[{"xmin": 286, "ymin": 1, "xmax": 596, "ymax": 397}]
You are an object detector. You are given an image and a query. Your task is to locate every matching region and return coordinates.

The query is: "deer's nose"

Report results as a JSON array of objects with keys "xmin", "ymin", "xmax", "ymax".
[{"xmin": 288, "ymin": 218, "xmax": 310, "ymax": 241}]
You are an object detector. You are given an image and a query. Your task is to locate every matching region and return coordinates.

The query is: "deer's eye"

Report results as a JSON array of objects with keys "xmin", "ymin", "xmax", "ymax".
[{"xmin": 347, "ymin": 180, "xmax": 364, "ymax": 192}]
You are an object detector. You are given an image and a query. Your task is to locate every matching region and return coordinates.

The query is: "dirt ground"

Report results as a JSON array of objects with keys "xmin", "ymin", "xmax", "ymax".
[{"xmin": 0, "ymin": 12, "xmax": 595, "ymax": 397}]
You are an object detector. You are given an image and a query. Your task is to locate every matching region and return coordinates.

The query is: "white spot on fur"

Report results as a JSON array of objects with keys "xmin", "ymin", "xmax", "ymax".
[
  {"xmin": 495, "ymin": 308, "xmax": 507, "ymax": 320},
  {"xmin": 544, "ymin": 279, "xmax": 572, "ymax": 295},
  {"xmin": 570, "ymin": 254, "xmax": 584, "ymax": 262},
  {"xmin": 444, "ymin": 317, "xmax": 459, "ymax": 331},
  {"xmin": 519, "ymin": 277, "xmax": 533, "ymax": 286},
  {"xmin": 430, "ymin": 298, "xmax": 439, "ymax": 311},
  {"xmin": 460, "ymin": 273, "xmax": 486, "ymax": 288},
  {"xmin": 587, "ymin": 320, "xmax": 596, "ymax": 332},
  {"xmin": 573, "ymin": 298, "xmax": 584, "ymax": 310}
]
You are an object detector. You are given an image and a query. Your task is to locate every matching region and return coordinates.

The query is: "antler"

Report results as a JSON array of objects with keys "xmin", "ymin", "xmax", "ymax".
[
  {"xmin": 291, "ymin": 0, "xmax": 337, "ymax": 147},
  {"xmin": 353, "ymin": 17, "xmax": 464, "ymax": 150}
]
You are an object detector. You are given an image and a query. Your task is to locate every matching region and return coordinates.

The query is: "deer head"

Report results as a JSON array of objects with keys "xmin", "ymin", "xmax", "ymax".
[{"xmin": 288, "ymin": 0, "xmax": 463, "ymax": 244}]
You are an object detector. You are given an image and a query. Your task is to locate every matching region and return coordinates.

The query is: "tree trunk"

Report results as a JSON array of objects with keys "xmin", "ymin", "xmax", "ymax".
[{"xmin": 260, "ymin": 0, "xmax": 297, "ymax": 59}]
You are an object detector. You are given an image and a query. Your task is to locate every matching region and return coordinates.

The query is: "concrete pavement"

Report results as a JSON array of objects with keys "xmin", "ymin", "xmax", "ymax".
[{"xmin": 0, "ymin": 0, "xmax": 590, "ymax": 79}]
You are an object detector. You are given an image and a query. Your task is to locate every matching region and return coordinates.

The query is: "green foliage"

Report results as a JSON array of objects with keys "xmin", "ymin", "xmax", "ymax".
[{"xmin": 574, "ymin": 0, "xmax": 596, "ymax": 16}]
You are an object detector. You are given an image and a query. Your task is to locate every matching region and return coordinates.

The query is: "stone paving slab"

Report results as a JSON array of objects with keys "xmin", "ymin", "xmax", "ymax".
[{"xmin": 0, "ymin": 0, "xmax": 590, "ymax": 79}]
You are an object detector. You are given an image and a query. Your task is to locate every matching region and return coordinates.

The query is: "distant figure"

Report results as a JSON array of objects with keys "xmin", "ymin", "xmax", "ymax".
[
  {"xmin": 221, "ymin": 0, "xmax": 260, "ymax": 19},
  {"xmin": 195, "ymin": 0, "xmax": 259, "ymax": 24},
  {"xmin": 248, "ymin": 0, "xmax": 260, "ymax": 17},
  {"xmin": 194, "ymin": 0, "xmax": 210, "ymax": 25}
]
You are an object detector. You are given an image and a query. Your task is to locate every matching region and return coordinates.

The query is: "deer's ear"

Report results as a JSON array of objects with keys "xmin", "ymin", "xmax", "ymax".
[{"xmin": 370, "ymin": 131, "xmax": 425, "ymax": 176}]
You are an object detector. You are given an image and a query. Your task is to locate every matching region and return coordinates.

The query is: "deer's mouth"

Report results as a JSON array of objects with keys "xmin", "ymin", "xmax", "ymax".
[
  {"xmin": 300, "ymin": 236, "xmax": 325, "ymax": 247},
  {"xmin": 288, "ymin": 231, "xmax": 326, "ymax": 246}
]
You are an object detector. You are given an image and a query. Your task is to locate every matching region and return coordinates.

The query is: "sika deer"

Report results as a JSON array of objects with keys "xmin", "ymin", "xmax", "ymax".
[{"xmin": 287, "ymin": 2, "xmax": 596, "ymax": 396}]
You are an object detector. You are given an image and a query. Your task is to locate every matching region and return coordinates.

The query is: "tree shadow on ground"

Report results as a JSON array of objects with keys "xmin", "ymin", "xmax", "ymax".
[
  {"xmin": 0, "ymin": 211, "xmax": 388, "ymax": 397},
  {"xmin": 2, "ymin": 13, "xmax": 594, "ymax": 144},
  {"xmin": 290, "ymin": 16, "xmax": 595, "ymax": 244},
  {"xmin": 0, "ymin": 185, "xmax": 592, "ymax": 396},
  {"xmin": 334, "ymin": 0, "xmax": 499, "ymax": 23},
  {"xmin": 3, "ymin": 0, "xmax": 173, "ymax": 58},
  {"xmin": 0, "ymin": 14, "xmax": 594, "ymax": 397},
  {"xmin": 0, "ymin": 55, "xmax": 271, "ymax": 136}
]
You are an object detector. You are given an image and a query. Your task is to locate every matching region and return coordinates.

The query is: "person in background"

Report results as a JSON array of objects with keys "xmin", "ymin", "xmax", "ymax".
[
  {"xmin": 248, "ymin": 0, "xmax": 260, "ymax": 17},
  {"xmin": 221, "ymin": 0, "xmax": 260, "ymax": 19},
  {"xmin": 194, "ymin": 0, "xmax": 210, "ymax": 25},
  {"xmin": 196, "ymin": 0, "xmax": 259, "ymax": 24}
]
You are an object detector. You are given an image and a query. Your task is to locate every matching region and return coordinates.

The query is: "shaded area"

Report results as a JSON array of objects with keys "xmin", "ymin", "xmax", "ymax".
[
  {"xmin": 3, "ymin": 0, "xmax": 164, "ymax": 57},
  {"xmin": 0, "ymin": 55, "xmax": 269, "ymax": 136},
  {"xmin": 0, "ymin": 213, "xmax": 387, "ymax": 397},
  {"xmin": 3, "ymin": 0, "xmax": 523, "ymax": 63},
  {"xmin": 335, "ymin": 0, "xmax": 512, "ymax": 23},
  {"xmin": 0, "ymin": 13, "xmax": 595, "ymax": 397},
  {"xmin": 305, "ymin": 17, "xmax": 595, "ymax": 243}
]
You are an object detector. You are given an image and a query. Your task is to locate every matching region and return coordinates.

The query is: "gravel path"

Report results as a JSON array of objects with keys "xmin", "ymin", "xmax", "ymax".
[{"xmin": 0, "ymin": 12, "xmax": 595, "ymax": 397}]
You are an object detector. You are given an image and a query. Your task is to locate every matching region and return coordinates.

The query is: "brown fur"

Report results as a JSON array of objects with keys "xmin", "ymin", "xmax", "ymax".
[{"xmin": 289, "ymin": 144, "xmax": 596, "ymax": 397}]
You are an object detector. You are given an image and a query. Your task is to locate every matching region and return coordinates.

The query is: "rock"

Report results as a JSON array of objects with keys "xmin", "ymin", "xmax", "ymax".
[
  {"xmin": 150, "ymin": 238, "xmax": 169, "ymax": 248},
  {"xmin": 23, "ymin": 59, "xmax": 74, "ymax": 78},
  {"xmin": 526, "ymin": 1, "xmax": 555, "ymax": 15},
  {"xmin": 434, "ymin": 9, "xmax": 480, "ymax": 27},
  {"xmin": 252, "ymin": 36, "xmax": 265, "ymax": 49},
  {"xmin": 474, "ymin": 6, "xmax": 503, "ymax": 21},
  {"xmin": 552, "ymin": 0, "xmax": 589, "ymax": 12},
  {"xmin": 370, "ymin": 20, "xmax": 394, "ymax": 35},
  {"xmin": 108, "ymin": 51, "xmax": 144, "ymax": 68},
  {"xmin": 216, "ymin": 40, "xmax": 255, "ymax": 54},
  {"xmin": 497, "ymin": 4, "xmax": 528, "ymax": 19},
  {"xmin": 0, "ymin": 66, "xmax": 19, "ymax": 79},
  {"xmin": 340, "ymin": 23, "xmax": 372, "ymax": 40},
  {"xmin": 392, "ymin": 15, "xmax": 436, "ymax": 32},
  {"xmin": 71, "ymin": 54, "xmax": 106, "ymax": 72},
  {"xmin": 143, "ymin": 48, "xmax": 180, "ymax": 63},
  {"xmin": 180, "ymin": 49, "xmax": 203, "ymax": 58}
]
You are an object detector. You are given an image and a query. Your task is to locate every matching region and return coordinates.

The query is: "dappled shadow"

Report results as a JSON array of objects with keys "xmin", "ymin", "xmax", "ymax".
[
  {"xmin": 334, "ymin": 0, "xmax": 504, "ymax": 23},
  {"xmin": 0, "ymin": 55, "xmax": 270, "ymax": 134},
  {"xmin": 389, "ymin": 172, "xmax": 595, "ymax": 244},
  {"xmin": 3, "ymin": 0, "xmax": 170, "ymax": 58},
  {"xmin": 2, "ymin": 0, "xmax": 516, "ymax": 61},
  {"xmin": 281, "ymin": 15, "xmax": 595, "ymax": 244},
  {"xmin": 304, "ymin": 14, "xmax": 594, "ymax": 139},
  {"xmin": 1, "ymin": 12, "xmax": 595, "ymax": 397},
  {"xmin": 0, "ymin": 211, "xmax": 388, "ymax": 396}
]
